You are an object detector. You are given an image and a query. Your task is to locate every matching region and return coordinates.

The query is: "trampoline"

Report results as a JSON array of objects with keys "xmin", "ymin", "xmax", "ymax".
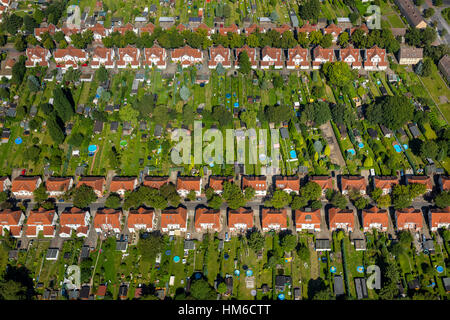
[
  {"xmin": 347, "ymin": 149, "xmax": 356, "ymax": 155},
  {"xmin": 246, "ymin": 270, "xmax": 253, "ymax": 276},
  {"xmin": 234, "ymin": 270, "xmax": 240, "ymax": 276},
  {"xmin": 250, "ymin": 290, "xmax": 257, "ymax": 297},
  {"xmin": 436, "ymin": 266, "xmax": 444, "ymax": 273},
  {"xmin": 403, "ymin": 144, "xmax": 408, "ymax": 150},
  {"xmin": 224, "ymin": 253, "xmax": 229, "ymax": 260},
  {"xmin": 120, "ymin": 140, "xmax": 127, "ymax": 147},
  {"xmin": 165, "ymin": 250, "xmax": 171, "ymax": 256},
  {"xmin": 173, "ymin": 256, "xmax": 180, "ymax": 263},
  {"xmin": 358, "ymin": 142, "xmax": 364, "ymax": 148},
  {"xmin": 194, "ymin": 272, "xmax": 202, "ymax": 280},
  {"xmin": 357, "ymin": 266, "xmax": 364, "ymax": 273},
  {"xmin": 14, "ymin": 137, "xmax": 22, "ymax": 145},
  {"xmin": 330, "ymin": 266, "xmax": 337, "ymax": 273},
  {"xmin": 278, "ymin": 293, "xmax": 285, "ymax": 300},
  {"xmin": 209, "ymin": 163, "xmax": 214, "ymax": 167},
  {"xmin": 259, "ymin": 154, "xmax": 266, "ymax": 162},
  {"xmin": 243, "ymin": 265, "xmax": 248, "ymax": 270},
  {"xmin": 234, "ymin": 102, "xmax": 239, "ymax": 108},
  {"xmin": 88, "ymin": 145, "xmax": 97, "ymax": 153},
  {"xmin": 226, "ymin": 93, "xmax": 231, "ymax": 98}
]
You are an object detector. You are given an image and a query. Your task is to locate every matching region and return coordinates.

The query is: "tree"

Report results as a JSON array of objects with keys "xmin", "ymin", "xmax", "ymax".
[
  {"xmin": 330, "ymin": 191, "xmax": 348, "ymax": 209},
  {"xmin": 280, "ymin": 234, "xmax": 297, "ymax": 253},
  {"xmin": 420, "ymin": 139, "xmax": 439, "ymax": 159},
  {"xmin": 26, "ymin": 75, "xmax": 41, "ymax": 92},
  {"xmin": 46, "ymin": 116, "xmax": 65, "ymax": 145},
  {"xmin": 392, "ymin": 185, "xmax": 412, "ymax": 209},
  {"xmin": 0, "ymin": 280, "xmax": 27, "ymax": 300},
  {"xmin": 43, "ymin": 37, "xmax": 55, "ymax": 50},
  {"xmin": 105, "ymin": 193, "xmax": 121, "ymax": 209},
  {"xmin": 433, "ymin": 0, "xmax": 443, "ymax": 5},
  {"xmin": 313, "ymin": 288, "xmax": 335, "ymax": 300},
  {"xmin": 96, "ymin": 65, "xmax": 109, "ymax": 83},
  {"xmin": 355, "ymin": 197, "xmax": 370, "ymax": 210},
  {"xmin": 14, "ymin": 36, "xmax": 27, "ymax": 52},
  {"xmin": 299, "ymin": 0, "xmax": 320, "ymax": 21},
  {"xmin": 217, "ymin": 282, "xmax": 227, "ymax": 295},
  {"xmin": 268, "ymin": 189, "xmax": 292, "ymax": 209},
  {"xmin": 435, "ymin": 191, "xmax": 450, "ymax": 208},
  {"xmin": 223, "ymin": 182, "xmax": 246, "ymax": 209},
  {"xmin": 119, "ymin": 104, "xmax": 139, "ymax": 123},
  {"xmin": 137, "ymin": 233, "xmax": 165, "ymax": 262},
  {"xmin": 320, "ymin": 34, "xmax": 333, "ymax": 48},
  {"xmin": 377, "ymin": 195, "xmax": 391, "ymax": 208},
  {"xmin": 24, "ymin": 145, "xmax": 41, "ymax": 163},
  {"xmin": 322, "ymin": 61, "xmax": 356, "ymax": 88},
  {"xmin": 239, "ymin": 110, "xmax": 257, "ymax": 128},
  {"xmin": 187, "ymin": 190, "xmax": 196, "ymax": 201},
  {"xmin": 247, "ymin": 230, "xmax": 264, "ymax": 253},
  {"xmin": 212, "ymin": 105, "xmax": 232, "ymax": 127},
  {"xmin": 189, "ymin": 279, "xmax": 217, "ymax": 300},
  {"xmin": 301, "ymin": 102, "xmax": 331, "ymax": 127},
  {"xmin": 291, "ymin": 195, "xmax": 308, "ymax": 210},
  {"xmin": 208, "ymin": 195, "xmax": 223, "ymax": 209},
  {"xmin": 11, "ymin": 56, "xmax": 26, "ymax": 85},
  {"xmin": 301, "ymin": 182, "xmax": 322, "ymax": 201},
  {"xmin": 244, "ymin": 187, "xmax": 255, "ymax": 201},
  {"xmin": 67, "ymin": 132, "xmax": 84, "ymax": 147},
  {"xmin": 73, "ymin": 185, "xmax": 97, "ymax": 208},
  {"xmin": 53, "ymin": 88, "xmax": 74, "ymax": 123},
  {"xmin": 423, "ymin": 8, "xmax": 435, "ymax": 18},
  {"xmin": 338, "ymin": 32, "xmax": 349, "ymax": 47},
  {"xmin": 349, "ymin": 11, "xmax": 359, "ymax": 25},
  {"xmin": 23, "ymin": 15, "xmax": 38, "ymax": 33},
  {"xmin": 237, "ymin": 50, "xmax": 251, "ymax": 75},
  {"xmin": 33, "ymin": 184, "xmax": 48, "ymax": 203},
  {"xmin": 179, "ymin": 85, "xmax": 191, "ymax": 101},
  {"xmin": 366, "ymin": 95, "xmax": 414, "ymax": 130},
  {"xmin": 4, "ymin": 14, "xmax": 23, "ymax": 35}
]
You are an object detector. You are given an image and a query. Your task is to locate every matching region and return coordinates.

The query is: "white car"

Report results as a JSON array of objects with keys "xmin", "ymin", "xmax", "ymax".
[{"xmin": 186, "ymin": 233, "xmax": 191, "ymax": 239}]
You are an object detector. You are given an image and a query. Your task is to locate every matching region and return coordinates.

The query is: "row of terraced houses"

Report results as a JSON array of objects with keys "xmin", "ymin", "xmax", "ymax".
[
  {"xmin": 25, "ymin": 21, "xmax": 388, "ymax": 71},
  {"xmin": 0, "ymin": 174, "xmax": 448, "ymax": 238}
]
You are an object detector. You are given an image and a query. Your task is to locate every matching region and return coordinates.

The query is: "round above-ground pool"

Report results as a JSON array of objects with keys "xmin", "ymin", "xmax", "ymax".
[
  {"xmin": 393, "ymin": 144, "xmax": 402, "ymax": 153},
  {"xmin": 347, "ymin": 149, "xmax": 356, "ymax": 155},
  {"xmin": 88, "ymin": 145, "xmax": 97, "ymax": 153},
  {"xmin": 330, "ymin": 266, "xmax": 337, "ymax": 273},
  {"xmin": 14, "ymin": 137, "xmax": 22, "ymax": 145},
  {"xmin": 278, "ymin": 294, "xmax": 285, "ymax": 300},
  {"xmin": 358, "ymin": 142, "xmax": 364, "ymax": 148},
  {"xmin": 173, "ymin": 256, "xmax": 180, "ymax": 263},
  {"xmin": 436, "ymin": 266, "xmax": 444, "ymax": 273},
  {"xmin": 234, "ymin": 270, "xmax": 240, "ymax": 276},
  {"xmin": 246, "ymin": 270, "xmax": 253, "ymax": 276},
  {"xmin": 357, "ymin": 266, "xmax": 364, "ymax": 273}
]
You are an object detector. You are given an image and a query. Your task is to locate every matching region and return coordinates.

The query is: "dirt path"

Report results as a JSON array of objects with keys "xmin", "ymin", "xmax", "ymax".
[
  {"xmin": 308, "ymin": 238, "xmax": 319, "ymax": 280},
  {"xmin": 319, "ymin": 121, "xmax": 346, "ymax": 168}
]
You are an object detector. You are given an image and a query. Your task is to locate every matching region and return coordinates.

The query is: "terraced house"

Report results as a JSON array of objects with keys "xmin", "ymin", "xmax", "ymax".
[{"xmin": 228, "ymin": 207, "xmax": 254, "ymax": 233}]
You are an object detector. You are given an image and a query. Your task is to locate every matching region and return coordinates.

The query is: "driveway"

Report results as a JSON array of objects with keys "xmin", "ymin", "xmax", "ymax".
[{"xmin": 422, "ymin": 0, "xmax": 450, "ymax": 44}]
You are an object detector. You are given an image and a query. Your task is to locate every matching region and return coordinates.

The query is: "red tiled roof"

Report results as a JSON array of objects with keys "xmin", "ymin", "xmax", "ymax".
[
  {"xmin": 286, "ymin": 46, "xmax": 309, "ymax": 67},
  {"xmin": 309, "ymin": 176, "xmax": 333, "ymax": 190},
  {"xmin": 328, "ymin": 207, "xmax": 355, "ymax": 230},
  {"xmin": 9, "ymin": 225, "xmax": 22, "ymax": 237},
  {"xmin": 273, "ymin": 24, "xmax": 291, "ymax": 34},
  {"xmin": 143, "ymin": 176, "xmax": 170, "ymax": 189},
  {"xmin": 77, "ymin": 226, "xmax": 89, "ymax": 235},
  {"xmin": 127, "ymin": 207, "xmax": 154, "ymax": 230},
  {"xmin": 109, "ymin": 177, "xmax": 137, "ymax": 193},
  {"xmin": 89, "ymin": 23, "xmax": 107, "ymax": 37},
  {"xmin": 60, "ymin": 207, "xmax": 87, "ymax": 227},
  {"xmin": 430, "ymin": 207, "xmax": 450, "ymax": 229},
  {"xmin": 323, "ymin": 24, "xmax": 342, "ymax": 36},
  {"xmin": 46, "ymin": 177, "xmax": 72, "ymax": 192},
  {"xmin": 94, "ymin": 208, "xmax": 122, "ymax": 230},
  {"xmin": 365, "ymin": 45, "xmax": 387, "ymax": 67},
  {"xmin": 26, "ymin": 226, "xmax": 36, "ymax": 236},
  {"xmin": 140, "ymin": 23, "xmax": 155, "ymax": 34},
  {"xmin": 350, "ymin": 24, "xmax": 369, "ymax": 35},
  {"xmin": 313, "ymin": 46, "xmax": 335, "ymax": 62},
  {"xmin": 114, "ymin": 22, "xmax": 134, "ymax": 35},
  {"xmin": 160, "ymin": 206, "xmax": 187, "ymax": 229},
  {"xmin": 340, "ymin": 47, "xmax": 361, "ymax": 66},
  {"xmin": 0, "ymin": 209, "xmax": 22, "ymax": 226},
  {"xmin": 218, "ymin": 24, "xmax": 239, "ymax": 36},
  {"xmin": 362, "ymin": 206, "xmax": 389, "ymax": 230},
  {"xmin": 341, "ymin": 176, "xmax": 366, "ymax": 192},
  {"xmin": 274, "ymin": 176, "xmax": 300, "ymax": 192},
  {"xmin": 194, "ymin": 23, "xmax": 212, "ymax": 34},
  {"xmin": 296, "ymin": 22, "xmax": 318, "ymax": 34},
  {"xmin": 228, "ymin": 207, "xmax": 254, "ymax": 229},
  {"xmin": 395, "ymin": 207, "xmax": 423, "ymax": 229},
  {"xmin": 261, "ymin": 208, "xmax": 287, "ymax": 229},
  {"xmin": 242, "ymin": 176, "xmax": 266, "ymax": 191},
  {"xmin": 373, "ymin": 176, "xmax": 398, "ymax": 190},
  {"xmin": 208, "ymin": 45, "xmax": 231, "ymax": 68},
  {"xmin": 260, "ymin": 46, "xmax": 283, "ymax": 67},
  {"xmin": 27, "ymin": 208, "xmax": 55, "ymax": 226},
  {"xmin": 54, "ymin": 46, "xmax": 88, "ymax": 59},
  {"xmin": 195, "ymin": 207, "xmax": 221, "ymax": 230},
  {"xmin": 77, "ymin": 177, "xmax": 105, "ymax": 193},
  {"xmin": 171, "ymin": 45, "xmax": 202, "ymax": 59},
  {"xmin": 143, "ymin": 45, "xmax": 166, "ymax": 67},
  {"xmin": 407, "ymin": 175, "xmax": 433, "ymax": 190},
  {"xmin": 43, "ymin": 225, "xmax": 55, "ymax": 236},
  {"xmin": 177, "ymin": 176, "xmax": 201, "ymax": 191},
  {"xmin": 96, "ymin": 285, "xmax": 107, "ymax": 297},
  {"xmin": 295, "ymin": 208, "xmax": 321, "ymax": 226},
  {"xmin": 59, "ymin": 226, "xmax": 72, "ymax": 236},
  {"xmin": 117, "ymin": 45, "xmax": 140, "ymax": 66},
  {"xmin": 209, "ymin": 176, "xmax": 233, "ymax": 192},
  {"xmin": 11, "ymin": 176, "xmax": 40, "ymax": 193}
]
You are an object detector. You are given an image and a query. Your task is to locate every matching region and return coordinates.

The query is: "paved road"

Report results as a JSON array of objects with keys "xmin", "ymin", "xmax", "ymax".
[{"xmin": 422, "ymin": 0, "xmax": 450, "ymax": 44}]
